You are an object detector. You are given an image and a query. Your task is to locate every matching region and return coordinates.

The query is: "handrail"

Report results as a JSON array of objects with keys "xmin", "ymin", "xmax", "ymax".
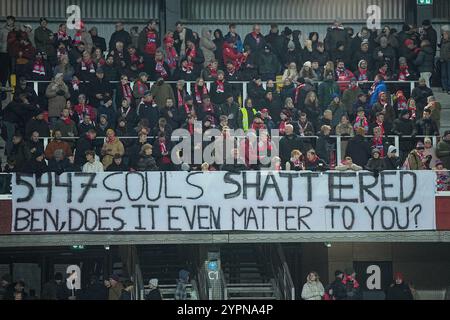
[
  {"xmin": 134, "ymin": 263, "xmax": 145, "ymax": 300},
  {"xmin": 26, "ymin": 79, "xmax": 418, "ymax": 99},
  {"xmin": 267, "ymin": 244, "xmax": 295, "ymax": 300}
]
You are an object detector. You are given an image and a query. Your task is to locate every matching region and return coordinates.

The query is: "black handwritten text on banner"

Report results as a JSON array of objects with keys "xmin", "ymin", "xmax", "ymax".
[{"xmin": 11, "ymin": 171, "xmax": 436, "ymax": 233}]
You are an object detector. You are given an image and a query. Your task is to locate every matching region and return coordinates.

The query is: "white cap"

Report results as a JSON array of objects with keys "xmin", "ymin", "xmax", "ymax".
[{"xmin": 149, "ymin": 278, "xmax": 158, "ymax": 288}]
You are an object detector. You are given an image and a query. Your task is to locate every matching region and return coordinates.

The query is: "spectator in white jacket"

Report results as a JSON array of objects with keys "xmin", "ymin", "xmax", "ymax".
[
  {"xmin": 82, "ymin": 150, "xmax": 104, "ymax": 173},
  {"xmin": 301, "ymin": 271, "xmax": 325, "ymax": 300}
]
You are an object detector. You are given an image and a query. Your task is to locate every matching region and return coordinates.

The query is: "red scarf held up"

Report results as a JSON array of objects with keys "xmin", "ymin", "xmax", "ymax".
[
  {"xmin": 294, "ymin": 83, "xmax": 305, "ymax": 104},
  {"xmin": 81, "ymin": 59, "xmax": 95, "ymax": 73},
  {"xmin": 165, "ymin": 46, "xmax": 178, "ymax": 69},
  {"xmin": 398, "ymin": 65, "xmax": 410, "ymax": 81},
  {"xmin": 73, "ymin": 31, "xmax": 82, "ymax": 45},
  {"xmin": 208, "ymin": 65, "xmax": 218, "ymax": 79},
  {"xmin": 57, "ymin": 30, "xmax": 69, "ymax": 41},
  {"xmin": 216, "ymin": 80, "xmax": 225, "ymax": 93},
  {"xmin": 32, "ymin": 59, "xmax": 45, "ymax": 76},
  {"xmin": 155, "ymin": 61, "xmax": 168, "ymax": 79},
  {"xmin": 177, "ymin": 90, "xmax": 184, "ymax": 107},
  {"xmin": 194, "ymin": 85, "xmax": 208, "ymax": 104},
  {"xmin": 122, "ymin": 83, "xmax": 132, "ymax": 100}
]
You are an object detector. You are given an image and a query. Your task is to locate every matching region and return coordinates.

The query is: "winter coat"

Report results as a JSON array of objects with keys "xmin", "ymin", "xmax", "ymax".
[
  {"xmin": 315, "ymin": 134, "xmax": 335, "ymax": 164},
  {"xmin": 136, "ymin": 102, "xmax": 160, "ymax": 130},
  {"xmin": 342, "ymin": 87, "xmax": 363, "ymax": 115},
  {"xmin": 109, "ymin": 30, "xmax": 132, "ymax": 51},
  {"xmin": 136, "ymin": 155, "xmax": 159, "ymax": 171},
  {"xmin": 318, "ymin": 80, "xmax": 340, "ymax": 109},
  {"xmin": 415, "ymin": 118, "xmax": 439, "ymax": 136},
  {"xmin": 369, "ymin": 81, "xmax": 387, "ymax": 107},
  {"xmin": 345, "ymin": 135, "xmax": 371, "ymax": 167},
  {"xmin": 150, "ymin": 82, "xmax": 175, "ymax": 108},
  {"xmin": 243, "ymin": 32, "xmax": 266, "ymax": 55},
  {"xmin": 384, "ymin": 156, "xmax": 402, "ymax": 170},
  {"xmin": 366, "ymin": 157, "xmax": 385, "ymax": 172},
  {"xmin": 329, "ymin": 102, "xmax": 347, "ymax": 128},
  {"xmin": 200, "ymin": 29, "xmax": 216, "ymax": 67},
  {"xmin": 257, "ymin": 51, "xmax": 280, "ymax": 75},
  {"xmin": 9, "ymin": 141, "xmax": 32, "ymax": 172},
  {"xmin": 301, "ymin": 281, "xmax": 325, "ymax": 300},
  {"xmin": 82, "ymin": 160, "xmax": 104, "ymax": 173},
  {"xmin": 44, "ymin": 140, "xmax": 72, "ymax": 160},
  {"xmin": 436, "ymin": 140, "xmax": 450, "ymax": 170},
  {"xmin": 324, "ymin": 27, "xmax": 348, "ymax": 52},
  {"xmin": 386, "ymin": 283, "xmax": 413, "ymax": 300},
  {"xmin": 46, "ymin": 81, "xmax": 70, "ymax": 118},
  {"xmin": 279, "ymin": 134, "xmax": 305, "ymax": 165},
  {"xmin": 34, "ymin": 26, "xmax": 56, "ymax": 57},
  {"xmin": 414, "ymin": 45, "xmax": 434, "ymax": 73},
  {"xmin": 101, "ymin": 139, "xmax": 125, "ymax": 169}
]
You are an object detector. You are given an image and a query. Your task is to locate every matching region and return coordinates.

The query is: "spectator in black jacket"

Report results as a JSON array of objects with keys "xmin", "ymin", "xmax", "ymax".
[
  {"xmin": 392, "ymin": 110, "xmax": 416, "ymax": 161},
  {"xmin": 25, "ymin": 111, "xmax": 50, "ymax": 140},
  {"xmin": 386, "ymin": 272, "xmax": 413, "ymax": 300},
  {"xmin": 74, "ymin": 129, "xmax": 98, "ymax": 168},
  {"xmin": 90, "ymin": 68, "xmax": 113, "ymax": 107},
  {"xmin": 384, "ymin": 145, "xmax": 402, "ymax": 170},
  {"xmin": 421, "ymin": 20, "xmax": 437, "ymax": 56},
  {"xmin": 106, "ymin": 154, "xmax": 129, "ymax": 171},
  {"xmin": 325, "ymin": 270, "xmax": 347, "ymax": 300},
  {"xmin": 324, "ymin": 19, "xmax": 348, "ymax": 53},
  {"xmin": 90, "ymin": 27, "xmax": 107, "ymax": 52},
  {"xmin": 22, "ymin": 151, "xmax": 48, "ymax": 177},
  {"xmin": 279, "ymin": 124, "xmax": 305, "ymax": 168},
  {"xmin": 411, "ymin": 77, "xmax": 433, "ymax": 119},
  {"xmin": 244, "ymin": 25, "xmax": 266, "ymax": 57},
  {"xmin": 373, "ymin": 36, "xmax": 396, "ymax": 73},
  {"xmin": 345, "ymin": 127, "xmax": 371, "ymax": 167},
  {"xmin": 366, "ymin": 148, "xmax": 386, "ymax": 173},
  {"xmin": 173, "ymin": 21, "xmax": 194, "ymax": 56},
  {"xmin": 8, "ymin": 132, "xmax": 31, "ymax": 172},
  {"xmin": 416, "ymin": 109, "xmax": 439, "ymax": 136},
  {"xmin": 109, "ymin": 22, "xmax": 131, "ymax": 51}
]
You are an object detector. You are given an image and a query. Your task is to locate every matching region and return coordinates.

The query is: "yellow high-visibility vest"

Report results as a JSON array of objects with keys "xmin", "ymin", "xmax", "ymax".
[{"xmin": 240, "ymin": 107, "xmax": 257, "ymax": 131}]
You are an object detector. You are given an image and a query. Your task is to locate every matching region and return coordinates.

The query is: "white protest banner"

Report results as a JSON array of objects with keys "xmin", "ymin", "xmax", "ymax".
[{"xmin": 11, "ymin": 171, "xmax": 436, "ymax": 233}]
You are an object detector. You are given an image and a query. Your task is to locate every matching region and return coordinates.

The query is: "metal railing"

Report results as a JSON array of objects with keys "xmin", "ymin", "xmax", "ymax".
[
  {"xmin": 25, "ymin": 79, "xmax": 418, "ymax": 102},
  {"xmin": 33, "ymin": 134, "xmax": 440, "ymax": 166},
  {"xmin": 268, "ymin": 244, "xmax": 295, "ymax": 300}
]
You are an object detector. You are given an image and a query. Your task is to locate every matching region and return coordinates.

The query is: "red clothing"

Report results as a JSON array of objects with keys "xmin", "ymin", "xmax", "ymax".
[
  {"xmin": 223, "ymin": 42, "xmax": 245, "ymax": 70},
  {"xmin": 144, "ymin": 29, "xmax": 158, "ymax": 55},
  {"xmin": 74, "ymin": 104, "xmax": 96, "ymax": 122},
  {"xmin": 336, "ymin": 68, "xmax": 355, "ymax": 92}
]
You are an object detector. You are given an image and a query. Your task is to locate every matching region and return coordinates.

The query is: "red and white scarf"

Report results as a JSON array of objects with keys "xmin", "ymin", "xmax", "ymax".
[
  {"xmin": 215, "ymin": 80, "xmax": 225, "ymax": 93},
  {"xmin": 357, "ymin": 67, "xmax": 368, "ymax": 81},
  {"xmin": 398, "ymin": 65, "xmax": 410, "ymax": 81},
  {"xmin": 208, "ymin": 65, "xmax": 218, "ymax": 79},
  {"xmin": 194, "ymin": 85, "xmax": 208, "ymax": 104},
  {"xmin": 81, "ymin": 59, "xmax": 95, "ymax": 73},
  {"xmin": 177, "ymin": 90, "xmax": 184, "ymax": 107},
  {"xmin": 155, "ymin": 61, "xmax": 168, "ymax": 79},
  {"xmin": 73, "ymin": 31, "xmax": 82, "ymax": 46},
  {"xmin": 121, "ymin": 84, "xmax": 132, "ymax": 100},
  {"xmin": 32, "ymin": 59, "xmax": 45, "ymax": 76},
  {"xmin": 165, "ymin": 46, "xmax": 178, "ymax": 69}
]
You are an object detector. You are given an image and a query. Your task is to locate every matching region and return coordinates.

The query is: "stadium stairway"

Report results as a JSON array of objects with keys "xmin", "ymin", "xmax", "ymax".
[
  {"xmin": 137, "ymin": 245, "xmax": 200, "ymax": 299},
  {"xmin": 221, "ymin": 244, "xmax": 278, "ymax": 300}
]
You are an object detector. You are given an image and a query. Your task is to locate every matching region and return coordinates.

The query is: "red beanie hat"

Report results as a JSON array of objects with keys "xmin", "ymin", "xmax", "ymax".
[{"xmin": 394, "ymin": 272, "xmax": 404, "ymax": 281}]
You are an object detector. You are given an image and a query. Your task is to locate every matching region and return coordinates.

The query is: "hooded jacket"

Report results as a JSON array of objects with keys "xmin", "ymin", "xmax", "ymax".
[{"xmin": 415, "ymin": 45, "xmax": 434, "ymax": 73}]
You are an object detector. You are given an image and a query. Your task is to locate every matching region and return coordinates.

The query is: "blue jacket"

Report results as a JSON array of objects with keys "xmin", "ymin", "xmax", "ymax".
[{"xmin": 369, "ymin": 81, "xmax": 387, "ymax": 107}]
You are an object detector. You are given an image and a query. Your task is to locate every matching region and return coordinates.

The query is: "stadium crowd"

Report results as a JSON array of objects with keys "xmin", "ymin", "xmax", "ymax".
[{"xmin": 0, "ymin": 17, "xmax": 449, "ymax": 189}]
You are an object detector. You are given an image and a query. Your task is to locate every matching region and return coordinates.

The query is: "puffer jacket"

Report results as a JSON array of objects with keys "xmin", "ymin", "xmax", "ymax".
[
  {"xmin": 301, "ymin": 281, "xmax": 325, "ymax": 300},
  {"xmin": 415, "ymin": 45, "xmax": 434, "ymax": 73}
]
